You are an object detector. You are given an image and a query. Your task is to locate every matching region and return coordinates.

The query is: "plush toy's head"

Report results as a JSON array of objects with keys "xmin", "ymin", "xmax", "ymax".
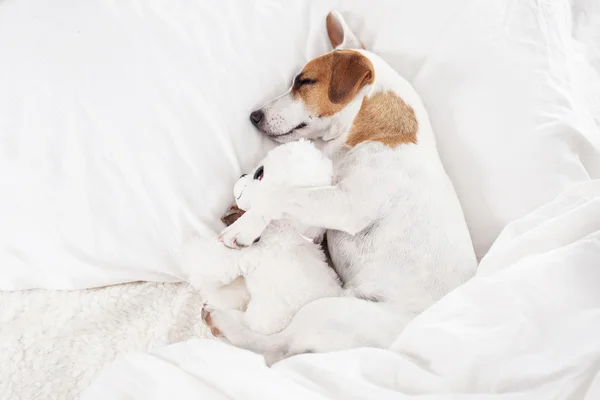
[
  {"xmin": 230, "ymin": 140, "xmax": 332, "ymax": 241},
  {"xmin": 234, "ymin": 139, "xmax": 332, "ymax": 211}
]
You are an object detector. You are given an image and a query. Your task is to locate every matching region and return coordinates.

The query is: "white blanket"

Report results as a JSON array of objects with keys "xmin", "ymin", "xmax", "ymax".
[
  {"xmin": 0, "ymin": 282, "xmax": 210, "ymax": 399},
  {"xmin": 82, "ymin": 180, "xmax": 600, "ymax": 399}
]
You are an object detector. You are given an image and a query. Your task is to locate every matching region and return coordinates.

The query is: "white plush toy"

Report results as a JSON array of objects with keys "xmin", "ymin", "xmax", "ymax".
[{"xmin": 182, "ymin": 139, "xmax": 342, "ymax": 336}]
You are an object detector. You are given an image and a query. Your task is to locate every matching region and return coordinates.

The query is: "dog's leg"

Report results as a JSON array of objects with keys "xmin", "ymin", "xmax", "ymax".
[
  {"xmin": 221, "ymin": 185, "xmax": 381, "ymax": 247},
  {"xmin": 203, "ymin": 306, "xmax": 289, "ymax": 365},
  {"xmin": 205, "ymin": 297, "xmax": 409, "ymax": 366},
  {"xmin": 240, "ymin": 300, "xmax": 295, "ymax": 335}
]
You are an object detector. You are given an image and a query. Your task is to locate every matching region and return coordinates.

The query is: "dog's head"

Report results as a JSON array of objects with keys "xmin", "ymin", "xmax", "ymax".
[{"xmin": 249, "ymin": 11, "xmax": 375, "ymax": 143}]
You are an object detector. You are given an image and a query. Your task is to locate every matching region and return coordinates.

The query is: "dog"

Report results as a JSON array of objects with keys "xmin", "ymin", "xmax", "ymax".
[
  {"xmin": 183, "ymin": 140, "xmax": 342, "ymax": 337},
  {"xmin": 205, "ymin": 10, "xmax": 478, "ymax": 365}
]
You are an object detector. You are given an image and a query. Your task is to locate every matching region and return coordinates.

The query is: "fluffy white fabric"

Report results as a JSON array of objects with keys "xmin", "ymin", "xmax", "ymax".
[
  {"xmin": 1, "ymin": 0, "xmax": 599, "ymax": 289},
  {"xmin": 82, "ymin": 179, "xmax": 600, "ymax": 399},
  {"xmin": 0, "ymin": 282, "xmax": 210, "ymax": 400}
]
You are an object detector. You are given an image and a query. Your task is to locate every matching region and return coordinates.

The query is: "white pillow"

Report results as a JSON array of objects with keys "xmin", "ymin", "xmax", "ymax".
[{"xmin": 1, "ymin": 0, "xmax": 598, "ymax": 289}]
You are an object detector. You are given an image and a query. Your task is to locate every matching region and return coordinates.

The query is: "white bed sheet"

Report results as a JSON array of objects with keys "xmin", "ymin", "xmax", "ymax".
[
  {"xmin": 572, "ymin": 0, "xmax": 600, "ymax": 127},
  {"xmin": 82, "ymin": 180, "xmax": 600, "ymax": 399}
]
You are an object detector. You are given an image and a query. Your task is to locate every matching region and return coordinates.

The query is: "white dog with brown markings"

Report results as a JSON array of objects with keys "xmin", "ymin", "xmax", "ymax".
[{"xmin": 205, "ymin": 11, "xmax": 478, "ymax": 365}]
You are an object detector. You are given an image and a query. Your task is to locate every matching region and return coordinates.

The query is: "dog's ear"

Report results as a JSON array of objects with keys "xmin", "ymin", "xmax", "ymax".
[
  {"xmin": 328, "ymin": 51, "xmax": 374, "ymax": 104},
  {"xmin": 326, "ymin": 11, "xmax": 364, "ymax": 50}
]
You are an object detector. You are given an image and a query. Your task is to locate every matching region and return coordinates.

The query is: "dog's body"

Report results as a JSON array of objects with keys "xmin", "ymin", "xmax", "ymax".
[
  {"xmin": 207, "ymin": 11, "xmax": 477, "ymax": 364},
  {"xmin": 184, "ymin": 141, "xmax": 341, "ymax": 336}
]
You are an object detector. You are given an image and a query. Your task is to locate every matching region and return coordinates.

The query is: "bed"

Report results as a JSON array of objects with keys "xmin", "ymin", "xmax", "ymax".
[
  {"xmin": 1, "ymin": 0, "xmax": 599, "ymax": 399},
  {"xmin": 84, "ymin": 180, "xmax": 600, "ymax": 399}
]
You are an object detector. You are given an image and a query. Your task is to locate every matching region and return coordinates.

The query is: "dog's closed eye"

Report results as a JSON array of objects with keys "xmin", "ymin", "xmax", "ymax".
[
  {"xmin": 293, "ymin": 74, "xmax": 317, "ymax": 89},
  {"xmin": 253, "ymin": 166, "xmax": 264, "ymax": 181}
]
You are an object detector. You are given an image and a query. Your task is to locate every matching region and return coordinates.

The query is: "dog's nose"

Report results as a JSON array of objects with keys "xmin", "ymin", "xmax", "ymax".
[{"xmin": 250, "ymin": 110, "xmax": 264, "ymax": 127}]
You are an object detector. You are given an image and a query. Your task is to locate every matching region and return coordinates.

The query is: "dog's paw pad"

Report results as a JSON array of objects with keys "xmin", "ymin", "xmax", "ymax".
[{"xmin": 201, "ymin": 305, "xmax": 223, "ymax": 337}]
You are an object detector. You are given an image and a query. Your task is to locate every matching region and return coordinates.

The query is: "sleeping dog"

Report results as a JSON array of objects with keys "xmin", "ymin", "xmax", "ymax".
[
  {"xmin": 207, "ymin": 11, "xmax": 478, "ymax": 364},
  {"xmin": 183, "ymin": 140, "xmax": 341, "ymax": 337}
]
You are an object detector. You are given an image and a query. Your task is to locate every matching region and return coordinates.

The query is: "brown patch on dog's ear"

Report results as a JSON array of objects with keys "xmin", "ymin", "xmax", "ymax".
[
  {"xmin": 328, "ymin": 51, "xmax": 374, "ymax": 105},
  {"xmin": 346, "ymin": 91, "xmax": 419, "ymax": 148},
  {"xmin": 293, "ymin": 51, "xmax": 372, "ymax": 117}
]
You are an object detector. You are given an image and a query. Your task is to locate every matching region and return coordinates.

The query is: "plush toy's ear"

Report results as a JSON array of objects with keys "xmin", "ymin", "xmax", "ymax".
[{"xmin": 326, "ymin": 11, "xmax": 365, "ymax": 50}]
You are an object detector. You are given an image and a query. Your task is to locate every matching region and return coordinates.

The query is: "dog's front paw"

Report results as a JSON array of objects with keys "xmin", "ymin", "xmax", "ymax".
[{"xmin": 219, "ymin": 210, "xmax": 270, "ymax": 249}]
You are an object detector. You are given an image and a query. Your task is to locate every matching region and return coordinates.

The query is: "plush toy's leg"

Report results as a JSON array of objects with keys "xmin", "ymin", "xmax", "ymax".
[
  {"xmin": 182, "ymin": 236, "xmax": 251, "ymax": 310},
  {"xmin": 201, "ymin": 276, "xmax": 249, "ymax": 311},
  {"xmin": 182, "ymin": 237, "xmax": 244, "ymax": 285}
]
